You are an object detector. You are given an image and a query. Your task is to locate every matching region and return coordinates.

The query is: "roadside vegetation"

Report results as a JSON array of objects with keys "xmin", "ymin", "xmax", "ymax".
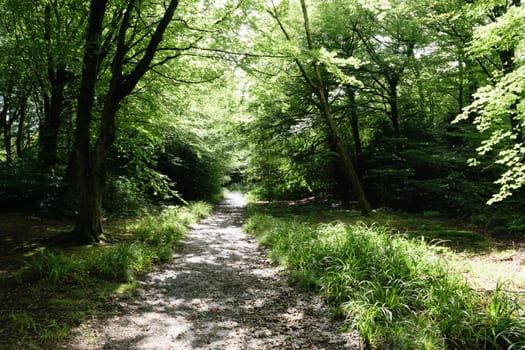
[
  {"xmin": 244, "ymin": 200, "xmax": 525, "ymax": 350},
  {"xmin": 0, "ymin": 201, "xmax": 212, "ymax": 350}
]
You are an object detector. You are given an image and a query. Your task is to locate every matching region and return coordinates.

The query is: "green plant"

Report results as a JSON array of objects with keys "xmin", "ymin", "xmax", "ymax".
[
  {"xmin": 244, "ymin": 209, "xmax": 525, "ymax": 349},
  {"xmin": 9, "ymin": 311, "xmax": 38, "ymax": 334},
  {"xmin": 30, "ymin": 249, "xmax": 85, "ymax": 284},
  {"xmin": 188, "ymin": 201, "xmax": 214, "ymax": 220},
  {"xmin": 103, "ymin": 175, "xmax": 148, "ymax": 217},
  {"xmin": 39, "ymin": 320, "xmax": 68, "ymax": 343},
  {"xmin": 87, "ymin": 243, "xmax": 157, "ymax": 282}
]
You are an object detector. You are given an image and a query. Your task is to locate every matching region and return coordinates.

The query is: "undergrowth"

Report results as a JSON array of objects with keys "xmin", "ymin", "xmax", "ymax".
[
  {"xmin": 7, "ymin": 201, "xmax": 212, "ymax": 349},
  {"xmin": 29, "ymin": 202, "xmax": 211, "ymax": 284},
  {"xmin": 244, "ymin": 211, "xmax": 525, "ymax": 350}
]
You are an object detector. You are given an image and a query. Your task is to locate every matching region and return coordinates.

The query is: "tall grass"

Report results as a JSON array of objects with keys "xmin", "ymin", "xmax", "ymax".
[
  {"xmin": 244, "ymin": 213, "xmax": 525, "ymax": 350},
  {"xmin": 28, "ymin": 201, "xmax": 212, "ymax": 284}
]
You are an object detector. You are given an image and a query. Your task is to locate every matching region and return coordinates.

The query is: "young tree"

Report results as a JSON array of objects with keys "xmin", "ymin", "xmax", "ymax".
[{"xmin": 266, "ymin": 0, "xmax": 371, "ymax": 213}]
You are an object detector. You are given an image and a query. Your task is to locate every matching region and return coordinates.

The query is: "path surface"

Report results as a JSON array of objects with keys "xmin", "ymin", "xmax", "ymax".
[{"xmin": 67, "ymin": 192, "xmax": 359, "ymax": 349}]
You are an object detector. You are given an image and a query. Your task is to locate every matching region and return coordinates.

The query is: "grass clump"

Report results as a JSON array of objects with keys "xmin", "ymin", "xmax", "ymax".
[{"xmin": 244, "ymin": 211, "xmax": 525, "ymax": 350}]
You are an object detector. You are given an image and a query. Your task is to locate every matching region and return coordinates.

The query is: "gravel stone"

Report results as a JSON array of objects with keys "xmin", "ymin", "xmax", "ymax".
[{"xmin": 66, "ymin": 192, "xmax": 360, "ymax": 350}]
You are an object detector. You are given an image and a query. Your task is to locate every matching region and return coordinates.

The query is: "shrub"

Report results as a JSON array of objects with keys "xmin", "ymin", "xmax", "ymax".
[
  {"xmin": 157, "ymin": 136, "xmax": 226, "ymax": 201},
  {"xmin": 103, "ymin": 175, "xmax": 148, "ymax": 217},
  {"xmin": 0, "ymin": 161, "xmax": 68, "ymax": 213}
]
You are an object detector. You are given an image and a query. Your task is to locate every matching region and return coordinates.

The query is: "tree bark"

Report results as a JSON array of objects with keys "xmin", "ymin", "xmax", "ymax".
[
  {"xmin": 39, "ymin": 69, "xmax": 68, "ymax": 167},
  {"xmin": 16, "ymin": 95, "xmax": 28, "ymax": 158},
  {"xmin": 387, "ymin": 76, "xmax": 400, "ymax": 137},
  {"xmin": 71, "ymin": 0, "xmax": 108, "ymax": 243},
  {"xmin": 3, "ymin": 118, "xmax": 12, "ymax": 163},
  {"xmin": 348, "ymin": 88, "xmax": 362, "ymax": 158}
]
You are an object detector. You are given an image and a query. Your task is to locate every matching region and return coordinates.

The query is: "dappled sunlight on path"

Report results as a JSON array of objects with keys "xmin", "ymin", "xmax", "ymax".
[{"xmin": 67, "ymin": 192, "xmax": 358, "ymax": 349}]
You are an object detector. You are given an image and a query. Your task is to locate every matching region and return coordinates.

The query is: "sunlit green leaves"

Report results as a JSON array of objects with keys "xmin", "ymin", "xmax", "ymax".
[
  {"xmin": 468, "ymin": 5, "xmax": 525, "ymax": 58},
  {"xmin": 454, "ymin": 1, "xmax": 525, "ymax": 204}
]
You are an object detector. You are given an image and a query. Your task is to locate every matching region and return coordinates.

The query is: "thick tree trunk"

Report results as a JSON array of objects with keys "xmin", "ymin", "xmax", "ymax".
[
  {"xmin": 73, "ymin": 168, "xmax": 103, "ymax": 243},
  {"xmin": 71, "ymin": 0, "xmax": 108, "ymax": 243},
  {"xmin": 71, "ymin": 0, "xmax": 179, "ymax": 243}
]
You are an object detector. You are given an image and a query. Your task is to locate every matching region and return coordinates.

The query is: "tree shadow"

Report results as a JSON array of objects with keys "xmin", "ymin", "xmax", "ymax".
[{"xmin": 67, "ymin": 192, "xmax": 356, "ymax": 349}]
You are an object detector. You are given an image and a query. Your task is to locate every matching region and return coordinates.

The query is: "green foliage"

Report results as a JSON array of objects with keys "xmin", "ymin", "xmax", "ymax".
[
  {"xmin": 362, "ymin": 133, "xmax": 487, "ymax": 214},
  {"xmin": 453, "ymin": 2, "xmax": 525, "ymax": 205},
  {"xmin": 11, "ymin": 201, "xmax": 212, "ymax": 349},
  {"xmin": 245, "ymin": 209, "xmax": 525, "ymax": 349},
  {"xmin": 186, "ymin": 201, "xmax": 214, "ymax": 220},
  {"xmin": 87, "ymin": 244, "xmax": 143, "ymax": 282},
  {"xmin": 0, "ymin": 160, "xmax": 67, "ymax": 212},
  {"xmin": 26, "ymin": 202, "xmax": 211, "ymax": 285},
  {"xmin": 30, "ymin": 250, "xmax": 85, "ymax": 284},
  {"xmin": 103, "ymin": 176, "xmax": 149, "ymax": 217},
  {"xmin": 157, "ymin": 135, "xmax": 227, "ymax": 201}
]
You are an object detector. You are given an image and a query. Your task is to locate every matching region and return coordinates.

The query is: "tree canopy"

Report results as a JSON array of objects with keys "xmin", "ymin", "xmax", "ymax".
[{"xmin": 0, "ymin": 0, "xmax": 524, "ymax": 239}]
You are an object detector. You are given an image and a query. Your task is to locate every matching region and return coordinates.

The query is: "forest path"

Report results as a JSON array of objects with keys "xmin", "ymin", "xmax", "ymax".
[{"xmin": 67, "ymin": 192, "xmax": 359, "ymax": 350}]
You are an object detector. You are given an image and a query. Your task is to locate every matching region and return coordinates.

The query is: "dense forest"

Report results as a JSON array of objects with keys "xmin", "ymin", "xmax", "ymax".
[
  {"xmin": 1, "ymin": 1, "xmax": 525, "ymax": 349},
  {"xmin": 1, "ymin": 0, "xmax": 524, "ymax": 238}
]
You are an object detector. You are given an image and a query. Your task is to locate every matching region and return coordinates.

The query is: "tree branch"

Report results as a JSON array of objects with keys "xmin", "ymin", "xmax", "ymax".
[{"xmin": 150, "ymin": 67, "xmax": 223, "ymax": 84}]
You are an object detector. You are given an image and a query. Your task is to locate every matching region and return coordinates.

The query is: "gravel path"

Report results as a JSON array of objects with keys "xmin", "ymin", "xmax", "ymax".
[{"xmin": 67, "ymin": 192, "xmax": 359, "ymax": 350}]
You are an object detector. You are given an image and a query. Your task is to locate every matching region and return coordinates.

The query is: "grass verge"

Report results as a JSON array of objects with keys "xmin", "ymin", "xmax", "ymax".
[
  {"xmin": 1, "ymin": 201, "xmax": 212, "ymax": 350},
  {"xmin": 244, "ymin": 206, "xmax": 525, "ymax": 350}
]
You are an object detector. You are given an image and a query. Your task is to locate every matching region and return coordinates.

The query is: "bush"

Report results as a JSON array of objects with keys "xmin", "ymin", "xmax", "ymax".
[
  {"xmin": 103, "ymin": 176, "xmax": 148, "ymax": 217},
  {"xmin": 157, "ymin": 136, "xmax": 226, "ymax": 201},
  {"xmin": 0, "ymin": 160, "xmax": 68, "ymax": 212},
  {"xmin": 30, "ymin": 250, "xmax": 85, "ymax": 284},
  {"xmin": 26, "ymin": 201, "xmax": 212, "ymax": 285}
]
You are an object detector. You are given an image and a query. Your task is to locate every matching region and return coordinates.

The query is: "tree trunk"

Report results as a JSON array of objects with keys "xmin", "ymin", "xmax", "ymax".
[
  {"xmin": 16, "ymin": 95, "xmax": 27, "ymax": 158},
  {"xmin": 1, "ymin": 99, "xmax": 12, "ymax": 163},
  {"xmin": 39, "ymin": 6, "xmax": 69, "ymax": 168},
  {"xmin": 71, "ymin": 0, "xmax": 180, "ymax": 243},
  {"xmin": 317, "ymin": 88, "xmax": 371, "ymax": 214},
  {"xmin": 1, "ymin": 81, "xmax": 14, "ymax": 163},
  {"xmin": 388, "ymin": 77, "xmax": 400, "ymax": 137},
  {"xmin": 348, "ymin": 88, "xmax": 362, "ymax": 157},
  {"xmin": 39, "ymin": 69, "xmax": 68, "ymax": 168},
  {"xmin": 71, "ymin": 0, "xmax": 108, "ymax": 243},
  {"xmin": 299, "ymin": 0, "xmax": 371, "ymax": 214},
  {"xmin": 3, "ymin": 119, "xmax": 12, "ymax": 163}
]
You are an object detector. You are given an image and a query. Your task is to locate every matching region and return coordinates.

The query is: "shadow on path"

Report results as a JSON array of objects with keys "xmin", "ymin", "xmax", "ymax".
[{"xmin": 67, "ymin": 192, "xmax": 358, "ymax": 350}]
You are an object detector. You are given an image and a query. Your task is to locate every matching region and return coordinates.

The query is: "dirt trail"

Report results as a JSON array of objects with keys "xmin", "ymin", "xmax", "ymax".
[{"xmin": 67, "ymin": 192, "xmax": 359, "ymax": 349}]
